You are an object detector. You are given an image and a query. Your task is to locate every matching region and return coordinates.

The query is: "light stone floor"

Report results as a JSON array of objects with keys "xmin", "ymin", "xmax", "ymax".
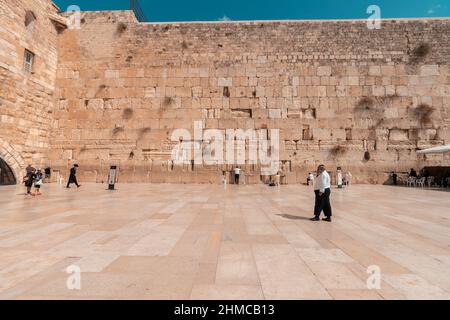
[{"xmin": 0, "ymin": 183, "xmax": 449, "ymax": 300}]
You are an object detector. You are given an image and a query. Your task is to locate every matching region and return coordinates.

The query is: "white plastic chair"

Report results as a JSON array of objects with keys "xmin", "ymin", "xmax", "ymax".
[
  {"xmin": 427, "ymin": 176, "xmax": 435, "ymax": 188},
  {"xmin": 406, "ymin": 177, "xmax": 417, "ymax": 187},
  {"xmin": 416, "ymin": 177, "xmax": 426, "ymax": 188}
]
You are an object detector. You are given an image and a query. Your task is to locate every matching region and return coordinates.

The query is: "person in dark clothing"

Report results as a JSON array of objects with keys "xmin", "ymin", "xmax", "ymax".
[
  {"xmin": 66, "ymin": 164, "xmax": 81, "ymax": 188},
  {"xmin": 391, "ymin": 171, "xmax": 398, "ymax": 185},
  {"xmin": 409, "ymin": 168, "xmax": 418, "ymax": 178},
  {"xmin": 44, "ymin": 167, "xmax": 51, "ymax": 183},
  {"xmin": 24, "ymin": 168, "xmax": 36, "ymax": 195}
]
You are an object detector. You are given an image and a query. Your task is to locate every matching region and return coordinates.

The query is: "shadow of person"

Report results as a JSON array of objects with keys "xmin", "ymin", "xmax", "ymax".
[{"xmin": 276, "ymin": 214, "xmax": 311, "ymax": 221}]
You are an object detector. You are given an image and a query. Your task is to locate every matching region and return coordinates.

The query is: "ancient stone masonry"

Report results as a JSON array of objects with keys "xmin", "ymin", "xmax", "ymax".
[
  {"xmin": 1, "ymin": 4, "xmax": 450, "ymax": 184},
  {"xmin": 0, "ymin": 0, "xmax": 62, "ymax": 181}
]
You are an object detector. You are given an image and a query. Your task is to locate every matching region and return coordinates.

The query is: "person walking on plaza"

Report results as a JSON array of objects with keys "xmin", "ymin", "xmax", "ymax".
[
  {"xmin": 66, "ymin": 164, "xmax": 81, "ymax": 188},
  {"xmin": 234, "ymin": 166, "xmax": 241, "ymax": 185},
  {"xmin": 23, "ymin": 166, "xmax": 36, "ymax": 195},
  {"xmin": 311, "ymin": 164, "xmax": 333, "ymax": 222}
]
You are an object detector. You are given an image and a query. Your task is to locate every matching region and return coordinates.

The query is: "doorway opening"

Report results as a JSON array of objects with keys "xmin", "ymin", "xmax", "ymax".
[{"xmin": 0, "ymin": 157, "xmax": 16, "ymax": 185}]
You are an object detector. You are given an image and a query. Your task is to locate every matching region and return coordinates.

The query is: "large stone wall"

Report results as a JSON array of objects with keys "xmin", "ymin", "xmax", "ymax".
[
  {"xmin": 50, "ymin": 11, "xmax": 450, "ymax": 184},
  {"xmin": 3, "ymin": 6, "xmax": 450, "ymax": 184},
  {"xmin": 0, "ymin": 0, "xmax": 62, "ymax": 181}
]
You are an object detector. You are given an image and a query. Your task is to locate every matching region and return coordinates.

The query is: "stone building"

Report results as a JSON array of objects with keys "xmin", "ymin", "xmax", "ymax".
[{"xmin": 1, "ymin": 0, "xmax": 449, "ymax": 185}]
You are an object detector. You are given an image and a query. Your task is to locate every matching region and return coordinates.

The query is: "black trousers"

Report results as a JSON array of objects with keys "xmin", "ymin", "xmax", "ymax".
[
  {"xmin": 66, "ymin": 175, "xmax": 79, "ymax": 187},
  {"xmin": 314, "ymin": 188, "xmax": 332, "ymax": 218},
  {"xmin": 235, "ymin": 174, "xmax": 240, "ymax": 185}
]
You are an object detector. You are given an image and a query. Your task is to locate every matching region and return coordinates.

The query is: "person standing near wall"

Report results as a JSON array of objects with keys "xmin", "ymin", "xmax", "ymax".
[
  {"xmin": 234, "ymin": 166, "xmax": 241, "ymax": 185},
  {"xmin": 337, "ymin": 167, "xmax": 343, "ymax": 189},
  {"xmin": 66, "ymin": 164, "xmax": 81, "ymax": 188},
  {"xmin": 311, "ymin": 165, "xmax": 333, "ymax": 222},
  {"xmin": 34, "ymin": 169, "xmax": 43, "ymax": 196}
]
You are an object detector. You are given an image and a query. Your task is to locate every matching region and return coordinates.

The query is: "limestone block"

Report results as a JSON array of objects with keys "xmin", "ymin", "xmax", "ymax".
[
  {"xmin": 420, "ymin": 65, "xmax": 439, "ymax": 76},
  {"xmin": 389, "ymin": 129, "xmax": 409, "ymax": 141},
  {"xmin": 317, "ymin": 66, "xmax": 332, "ymax": 76},
  {"xmin": 218, "ymin": 77, "xmax": 233, "ymax": 87}
]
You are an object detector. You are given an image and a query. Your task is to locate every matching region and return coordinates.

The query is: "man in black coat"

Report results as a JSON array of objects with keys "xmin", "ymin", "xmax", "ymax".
[{"xmin": 66, "ymin": 164, "xmax": 81, "ymax": 188}]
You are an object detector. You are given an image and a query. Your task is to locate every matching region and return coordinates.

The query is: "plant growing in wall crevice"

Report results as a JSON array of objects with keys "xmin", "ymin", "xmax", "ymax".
[
  {"xmin": 409, "ymin": 43, "xmax": 431, "ymax": 64},
  {"xmin": 138, "ymin": 127, "xmax": 151, "ymax": 140},
  {"xmin": 329, "ymin": 145, "xmax": 348, "ymax": 159},
  {"xmin": 112, "ymin": 126, "xmax": 125, "ymax": 136},
  {"xmin": 412, "ymin": 103, "xmax": 435, "ymax": 128},
  {"xmin": 123, "ymin": 108, "xmax": 134, "ymax": 120},
  {"xmin": 116, "ymin": 22, "xmax": 128, "ymax": 35}
]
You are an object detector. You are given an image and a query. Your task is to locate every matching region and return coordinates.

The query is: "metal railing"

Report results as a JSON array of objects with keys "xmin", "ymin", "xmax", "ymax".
[{"xmin": 130, "ymin": 0, "xmax": 147, "ymax": 22}]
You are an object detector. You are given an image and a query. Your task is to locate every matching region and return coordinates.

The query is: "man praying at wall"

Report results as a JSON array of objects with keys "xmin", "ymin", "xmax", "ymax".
[{"xmin": 234, "ymin": 166, "xmax": 241, "ymax": 185}]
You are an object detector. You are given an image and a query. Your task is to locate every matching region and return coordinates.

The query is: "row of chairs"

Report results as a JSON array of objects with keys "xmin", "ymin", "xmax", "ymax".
[{"xmin": 405, "ymin": 176, "xmax": 435, "ymax": 188}]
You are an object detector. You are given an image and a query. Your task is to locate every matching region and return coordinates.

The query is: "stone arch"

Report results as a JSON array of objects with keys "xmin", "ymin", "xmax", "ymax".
[{"xmin": 0, "ymin": 139, "xmax": 25, "ymax": 185}]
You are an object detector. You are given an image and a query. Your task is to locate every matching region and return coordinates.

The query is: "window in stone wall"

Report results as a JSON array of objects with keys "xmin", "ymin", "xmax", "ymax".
[
  {"xmin": 23, "ymin": 49, "xmax": 35, "ymax": 73},
  {"xmin": 25, "ymin": 11, "xmax": 36, "ymax": 30}
]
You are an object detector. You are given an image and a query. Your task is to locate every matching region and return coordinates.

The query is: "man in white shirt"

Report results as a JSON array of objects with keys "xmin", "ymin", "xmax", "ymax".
[
  {"xmin": 234, "ymin": 167, "xmax": 241, "ymax": 185},
  {"xmin": 311, "ymin": 164, "xmax": 333, "ymax": 222}
]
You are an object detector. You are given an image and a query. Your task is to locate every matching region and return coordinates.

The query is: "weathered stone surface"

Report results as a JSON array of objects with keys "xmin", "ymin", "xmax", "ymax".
[{"xmin": 1, "ymin": 7, "xmax": 450, "ymax": 184}]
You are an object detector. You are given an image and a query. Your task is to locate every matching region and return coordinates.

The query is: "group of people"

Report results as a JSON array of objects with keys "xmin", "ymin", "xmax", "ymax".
[
  {"xmin": 22, "ymin": 164, "xmax": 81, "ymax": 196},
  {"xmin": 23, "ymin": 165, "xmax": 47, "ymax": 196},
  {"xmin": 307, "ymin": 169, "xmax": 352, "ymax": 188},
  {"xmin": 390, "ymin": 168, "xmax": 449, "ymax": 188}
]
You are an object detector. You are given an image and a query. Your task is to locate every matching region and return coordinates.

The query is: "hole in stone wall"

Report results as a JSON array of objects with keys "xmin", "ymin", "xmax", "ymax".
[{"xmin": 223, "ymin": 86, "xmax": 230, "ymax": 98}]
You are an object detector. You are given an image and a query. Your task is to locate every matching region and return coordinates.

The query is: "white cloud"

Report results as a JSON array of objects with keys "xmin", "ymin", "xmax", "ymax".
[
  {"xmin": 427, "ymin": 4, "xmax": 442, "ymax": 15},
  {"xmin": 218, "ymin": 15, "xmax": 231, "ymax": 21}
]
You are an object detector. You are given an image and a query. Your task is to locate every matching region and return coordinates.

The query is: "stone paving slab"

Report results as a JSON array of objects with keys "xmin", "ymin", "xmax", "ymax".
[{"xmin": 0, "ymin": 183, "xmax": 449, "ymax": 300}]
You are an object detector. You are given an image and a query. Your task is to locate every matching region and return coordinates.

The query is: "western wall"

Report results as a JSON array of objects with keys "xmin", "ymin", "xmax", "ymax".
[{"xmin": 1, "ymin": 1, "xmax": 450, "ymax": 184}]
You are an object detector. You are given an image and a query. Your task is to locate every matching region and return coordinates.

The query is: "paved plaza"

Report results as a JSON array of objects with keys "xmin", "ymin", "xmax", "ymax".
[{"xmin": 0, "ymin": 183, "xmax": 449, "ymax": 300}]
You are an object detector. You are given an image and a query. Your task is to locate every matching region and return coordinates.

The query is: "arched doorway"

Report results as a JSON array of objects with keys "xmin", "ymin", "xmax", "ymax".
[{"xmin": 0, "ymin": 157, "xmax": 16, "ymax": 185}]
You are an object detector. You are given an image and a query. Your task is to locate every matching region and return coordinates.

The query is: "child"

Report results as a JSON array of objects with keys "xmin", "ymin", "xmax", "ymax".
[{"xmin": 34, "ymin": 169, "xmax": 43, "ymax": 196}]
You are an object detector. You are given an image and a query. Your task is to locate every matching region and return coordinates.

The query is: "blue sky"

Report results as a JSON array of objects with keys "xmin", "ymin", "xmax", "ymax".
[{"xmin": 54, "ymin": 0, "xmax": 450, "ymax": 22}]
